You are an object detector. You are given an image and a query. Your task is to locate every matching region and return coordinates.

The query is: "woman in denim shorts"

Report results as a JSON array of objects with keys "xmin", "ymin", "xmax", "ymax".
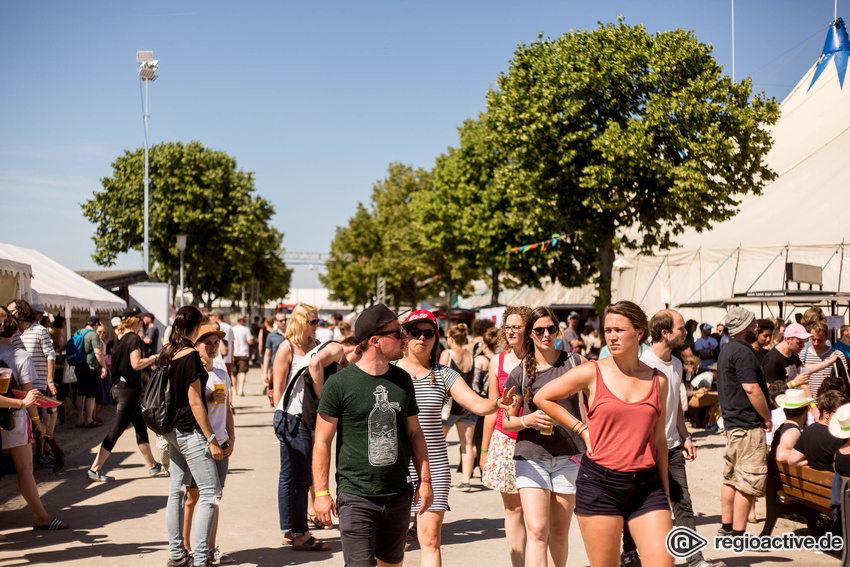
[
  {"xmin": 502, "ymin": 307, "xmax": 586, "ymax": 567},
  {"xmin": 536, "ymin": 301, "xmax": 673, "ymax": 567}
]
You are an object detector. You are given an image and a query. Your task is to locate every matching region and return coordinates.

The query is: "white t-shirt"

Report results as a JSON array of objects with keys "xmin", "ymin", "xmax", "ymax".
[
  {"xmin": 218, "ymin": 322, "xmax": 234, "ymax": 364},
  {"xmin": 315, "ymin": 328, "xmax": 334, "ymax": 345},
  {"xmin": 640, "ymin": 347, "xmax": 684, "ymax": 450},
  {"xmin": 206, "ymin": 367, "xmax": 231, "ymax": 442},
  {"xmin": 232, "ymin": 324, "xmax": 253, "ymax": 358},
  {"xmin": 0, "ymin": 344, "xmax": 36, "ymax": 387}
]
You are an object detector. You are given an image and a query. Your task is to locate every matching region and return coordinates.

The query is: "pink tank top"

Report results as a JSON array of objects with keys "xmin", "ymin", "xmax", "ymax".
[
  {"xmin": 495, "ymin": 352, "xmax": 518, "ymax": 440},
  {"xmin": 586, "ymin": 361, "xmax": 660, "ymax": 472}
]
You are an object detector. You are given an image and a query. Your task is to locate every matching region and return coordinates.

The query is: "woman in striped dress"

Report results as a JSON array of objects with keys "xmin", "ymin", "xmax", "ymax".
[{"xmin": 397, "ymin": 310, "xmax": 513, "ymax": 567}]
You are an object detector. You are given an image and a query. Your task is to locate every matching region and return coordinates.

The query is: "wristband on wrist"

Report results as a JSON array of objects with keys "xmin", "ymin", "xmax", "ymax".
[
  {"xmin": 206, "ymin": 433, "xmax": 216, "ymax": 445},
  {"xmin": 315, "ymin": 490, "xmax": 330, "ymax": 497},
  {"xmin": 481, "ymin": 449, "xmax": 489, "ymax": 453},
  {"xmin": 789, "ymin": 380, "xmax": 796, "ymax": 388},
  {"xmin": 520, "ymin": 415, "xmax": 528, "ymax": 429},
  {"xmin": 20, "ymin": 400, "xmax": 25, "ymax": 410},
  {"xmin": 420, "ymin": 477, "xmax": 432, "ymax": 483},
  {"xmin": 572, "ymin": 421, "xmax": 585, "ymax": 433}
]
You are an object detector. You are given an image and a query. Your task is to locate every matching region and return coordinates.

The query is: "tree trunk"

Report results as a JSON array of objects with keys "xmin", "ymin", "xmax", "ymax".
[
  {"xmin": 597, "ymin": 226, "xmax": 616, "ymax": 312},
  {"xmin": 490, "ymin": 268, "xmax": 501, "ymax": 306},
  {"xmin": 191, "ymin": 265, "xmax": 200, "ymax": 306}
]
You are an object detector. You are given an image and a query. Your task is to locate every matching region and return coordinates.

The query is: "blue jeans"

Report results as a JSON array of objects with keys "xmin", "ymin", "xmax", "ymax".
[
  {"xmin": 277, "ymin": 414, "xmax": 313, "ymax": 536},
  {"xmin": 166, "ymin": 429, "xmax": 222, "ymax": 565}
]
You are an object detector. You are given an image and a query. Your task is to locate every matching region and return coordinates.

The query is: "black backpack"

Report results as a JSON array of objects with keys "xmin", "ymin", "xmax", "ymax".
[{"xmin": 141, "ymin": 361, "xmax": 175, "ymax": 435}]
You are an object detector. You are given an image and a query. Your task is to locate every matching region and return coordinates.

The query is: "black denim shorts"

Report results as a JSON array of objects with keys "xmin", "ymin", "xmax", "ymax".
[
  {"xmin": 338, "ymin": 486, "xmax": 413, "ymax": 566},
  {"xmin": 575, "ymin": 455, "xmax": 670, "ymax": 521}
]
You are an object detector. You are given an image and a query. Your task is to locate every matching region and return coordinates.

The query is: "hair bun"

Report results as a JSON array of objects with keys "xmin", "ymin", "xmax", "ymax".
[{"xmin": 457, "ymin": 323, "xmax": 468, "ymax": 334}]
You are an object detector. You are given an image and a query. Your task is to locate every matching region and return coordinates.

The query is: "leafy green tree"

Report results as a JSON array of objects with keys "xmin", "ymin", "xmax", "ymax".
[
  {"xmin": 83, "ymin": 141, "xmax": 291, "ymax": 306},
  {"xmin": 423, "ymin": 116, "xmax": 565, "ymax": 307},
  {"xmin": 484, "ymin": 19, "xmax": 779, "ymax": 308},
  {"xmin": 322, "ymin": 164, "xmax": 437, "ymax": 311},
  {"xmin": 322, "ymin": 203, "xmax": 381, "ymax": 309}
]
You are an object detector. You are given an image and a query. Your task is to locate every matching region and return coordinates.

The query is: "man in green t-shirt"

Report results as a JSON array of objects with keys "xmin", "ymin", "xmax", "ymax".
[
  {"xmin": 76, "ymin": 315, "xmax": 106, "ymax": 428},
  {"xmin": 314, "ymin": 304, "xmax": 432, "ymax": 566}
]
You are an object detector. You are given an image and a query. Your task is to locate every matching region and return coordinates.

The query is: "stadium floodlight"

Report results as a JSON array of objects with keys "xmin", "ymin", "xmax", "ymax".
[{"xmin": 136, "ymin": 50, "xmax": 159, "ymax": 273}]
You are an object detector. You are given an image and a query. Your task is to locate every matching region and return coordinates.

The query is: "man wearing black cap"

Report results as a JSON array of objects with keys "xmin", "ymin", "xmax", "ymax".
[
  {"xmin": 75, "ymin": 315, "xmax": 107, "ymax": 428},
  {"xmin": 313, "ymin": 304, "xmax": 432, "ymax": 565}
]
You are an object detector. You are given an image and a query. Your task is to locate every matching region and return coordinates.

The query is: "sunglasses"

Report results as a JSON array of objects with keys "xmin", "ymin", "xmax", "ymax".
[
  {"xmin": 374, "ymin": 329, "xmax": 405, "ymax": 340},
  {"xmin": 408, "ymin": 328, "xmax": 435, "ymax": 340},
  {"xmin": 308, "ymin": 319, "xmax": 320, "ymax": 326},
  {"xmin": 532, "ymin": 325, "xmax": 558, "ymax": 337}
]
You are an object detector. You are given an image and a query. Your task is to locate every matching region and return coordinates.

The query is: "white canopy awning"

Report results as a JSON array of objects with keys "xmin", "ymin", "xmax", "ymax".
[{"xmin": 0, "ymin": 243, "xmax": 125, "ymax": 313}]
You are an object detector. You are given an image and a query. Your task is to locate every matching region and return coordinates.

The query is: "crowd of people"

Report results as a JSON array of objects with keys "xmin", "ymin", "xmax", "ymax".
[{"xmin": 6, "ymin": 296, "xmax": 850, "ymax": 566}]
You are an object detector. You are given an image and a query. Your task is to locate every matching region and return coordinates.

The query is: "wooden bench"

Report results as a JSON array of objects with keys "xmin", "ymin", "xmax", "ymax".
[{"xmin": 762, "ymin": 456, "xmax": 849, "ymax": 565}]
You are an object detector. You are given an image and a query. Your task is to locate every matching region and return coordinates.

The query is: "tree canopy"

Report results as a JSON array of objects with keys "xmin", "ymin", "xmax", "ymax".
[
  {"xmin": 83, "ymin": 140, "xmax": 291, "ymax": 306},
  {"xmin": 483, "ymin": 19, "xmax": 779, "ymax": 307}
]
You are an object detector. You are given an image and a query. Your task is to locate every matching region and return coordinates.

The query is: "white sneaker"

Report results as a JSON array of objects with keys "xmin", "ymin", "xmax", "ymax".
[{"xmin": 209, "ymin": 547, "xmax": 234, "ymax": 564}]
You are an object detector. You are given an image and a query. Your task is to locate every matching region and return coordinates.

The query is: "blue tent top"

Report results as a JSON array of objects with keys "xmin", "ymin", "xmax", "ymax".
[{"xmin": 809, "ymin": 18, "xmax": 850, "ymax": 91}]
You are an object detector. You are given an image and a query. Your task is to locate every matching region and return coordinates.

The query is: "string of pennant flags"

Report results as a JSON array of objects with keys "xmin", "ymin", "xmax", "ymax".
[
  {"xmin": 414, "ymin": 232, "xmax": 576, "ymax": 289},
  {"xmin": 509, "ymin": 232, "xmax": 576, "ymax": 254},
  {"xmin": 417, "ymin": 275, "xmax": 440, "ymax": 288}
]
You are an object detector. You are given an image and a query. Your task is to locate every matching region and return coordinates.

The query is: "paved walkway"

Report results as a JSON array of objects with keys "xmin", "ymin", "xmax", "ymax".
[{"xmin": 0, "ymin": 367, "xmax": 843, "ymax": 566}]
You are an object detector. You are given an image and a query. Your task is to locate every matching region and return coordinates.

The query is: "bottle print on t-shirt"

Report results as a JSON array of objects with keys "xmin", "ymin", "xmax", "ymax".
[{"xmin": 368, "ymin": 385, "xmax": 401, "ymax": 466}]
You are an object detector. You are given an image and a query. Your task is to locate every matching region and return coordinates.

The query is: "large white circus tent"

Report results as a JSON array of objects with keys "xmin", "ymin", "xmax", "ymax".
[{"xmin": 460, "ymin": 17, "xmax": 850, "ymax": 324}]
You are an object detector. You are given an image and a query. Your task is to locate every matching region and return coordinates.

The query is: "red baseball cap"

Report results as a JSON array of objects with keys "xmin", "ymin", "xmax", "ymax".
[{"xmin": 402, "ymin": 310, "xmax": 438, "ymax": 330}]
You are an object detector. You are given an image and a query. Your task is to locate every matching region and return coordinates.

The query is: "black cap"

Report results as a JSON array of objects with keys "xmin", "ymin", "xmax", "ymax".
[
  {"xmin": 354, "ymin": 304, "xmax": 400, "ymax": 343},
  {"xmin": 121, "ymin": 305, "xmax": 143, "ymax": 320},
  {"xmin": 86, "ymin": 315, "xmax": 100, "ymax": 326}
]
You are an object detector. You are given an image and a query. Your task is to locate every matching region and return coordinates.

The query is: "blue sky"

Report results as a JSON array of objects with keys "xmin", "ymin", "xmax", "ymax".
[{"xmin": 0, "ymin": 1, "xmax": 842, "ymax": 287}]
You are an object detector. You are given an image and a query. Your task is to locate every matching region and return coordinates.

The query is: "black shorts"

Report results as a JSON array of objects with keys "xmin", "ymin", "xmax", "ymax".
[
  {"xmin": 338, "ymin": 486, "xmax": 413, "ymax": 566},
  {"xmin": 75, "ymin": 364, "xmax": 98, "ymax": 398},
  {"xmin": 233, "ymin": 356, "xmax": 250, "ymax": 375},
  {"xmin": 575, "ymin": 455, "xmax": 670, "ymax": 521}
]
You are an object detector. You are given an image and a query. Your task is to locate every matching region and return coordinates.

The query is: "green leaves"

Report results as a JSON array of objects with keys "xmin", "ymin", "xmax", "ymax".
[{"xmin": 83, "ymin": 141, "xmax": 291, "ymax": 305}]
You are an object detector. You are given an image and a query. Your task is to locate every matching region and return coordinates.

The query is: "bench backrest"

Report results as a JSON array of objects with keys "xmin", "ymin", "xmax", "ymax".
[{"xmin": 771, "ymin": 457, "xmax": 834, "ymax": 515}]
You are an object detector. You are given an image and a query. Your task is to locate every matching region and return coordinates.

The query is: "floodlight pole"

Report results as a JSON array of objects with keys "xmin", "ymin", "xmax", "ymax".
[
  {"xmin": 143, "ymin": 80, "xmax": 151, "ymax": 274},
  {"xmin": 176, "ymin": 235, "xmax": 187, "ymax": 308},
  {"xmin": 137, "ymin": 51, "xmax": 158, "ymax": 274}
]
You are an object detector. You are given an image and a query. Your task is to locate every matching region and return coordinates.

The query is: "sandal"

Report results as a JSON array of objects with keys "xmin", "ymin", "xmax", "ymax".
[
  {"xmin": 292, "ymin": 535, "xmax": 330, "ymax": 552},
  {"xmin": 33, "ymin": 518, "xmax": 69, "ymax": 530},
  {"xmin": 406, "ymin": 526, "xmax": 417, "ymax": 542},
  {"xmin": 308, "ymin": 515, "xmax": 332, "ymax": 530}
]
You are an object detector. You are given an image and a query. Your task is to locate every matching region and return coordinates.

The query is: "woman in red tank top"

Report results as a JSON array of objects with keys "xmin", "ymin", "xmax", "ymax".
[
  {"xmin": 480, "ymin": 306, "xmax": 531, "ymax": 567},
  {"xmin": 535, "ymin": 301, "xmax": 673, "ymax": 567}
]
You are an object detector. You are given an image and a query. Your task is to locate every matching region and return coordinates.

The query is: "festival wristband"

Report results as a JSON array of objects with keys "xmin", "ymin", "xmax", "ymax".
[
  {"xmin": 315, "ymin": 490, "xmax": 330, "ymax": 497},
  {"xmin": 481, "ymin": 449, "xmax": 489, "ymax": 453},
  {"xmin": 420, "ymin": 477, "xmax": 432, "ymax": 483},
  {"xmin": 520, "ymin": 415, "xmax": 528, "ymax": 429},
  {"xmin": 789, "ymin": 380, "xmax": 796, "ymax": 388}
]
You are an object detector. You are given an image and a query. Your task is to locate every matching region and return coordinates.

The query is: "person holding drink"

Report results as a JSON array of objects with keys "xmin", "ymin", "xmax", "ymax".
[
  {"xmin": 0, "ymin": 306, "xmax": 69, "ymax": 531},
  {"xmin": 502, "ymin": 307, "xmax": 585, "ymax": 567},
  {"xmin": 181, "ymin": 324, "xmax": 236, "ymax": 565}
]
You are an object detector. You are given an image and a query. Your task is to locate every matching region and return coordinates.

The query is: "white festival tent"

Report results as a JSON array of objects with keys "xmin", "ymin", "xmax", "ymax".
[
  {"xmin": 0, "ymin": 244, "xmax": 126, "ymax": 335},
  {"xmin": 461, "ymin": 18, "xmax": 850, "ymax": 325}
]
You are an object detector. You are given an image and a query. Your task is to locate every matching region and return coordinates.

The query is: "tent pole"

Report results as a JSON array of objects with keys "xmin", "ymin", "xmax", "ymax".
[
  {"xmin": 731, "ymin": 246, "xmax": 741, "ymax": 296},
  {"xmin": 685, "ymin": 249, "xmax": 737, "ymax": 305},
  {"xmin": 639, "ymin": 257, "xmax": 666, "ymax": 307},
  {"xmin": 745, "ymin": 248, "xmax": 785, "ymax": 294},
  {"xmin": 838, "ymin": 242, "xmax": 845, "ymax": 293}
]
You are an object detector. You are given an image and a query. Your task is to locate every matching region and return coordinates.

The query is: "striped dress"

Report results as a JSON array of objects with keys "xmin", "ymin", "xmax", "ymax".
[{"xmin": 408, "ymin": 364, "xmax": 459, "ymax": 512}]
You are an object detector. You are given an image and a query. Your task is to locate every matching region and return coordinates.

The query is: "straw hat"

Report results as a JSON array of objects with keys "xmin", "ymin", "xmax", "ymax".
[
  {"xmin": 775, "ymin": 389, "xmax": 815, "ymax": 411},
  {"xmin": 829, "ymin": 403, "xmax": 850, "ymax": 439}
]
